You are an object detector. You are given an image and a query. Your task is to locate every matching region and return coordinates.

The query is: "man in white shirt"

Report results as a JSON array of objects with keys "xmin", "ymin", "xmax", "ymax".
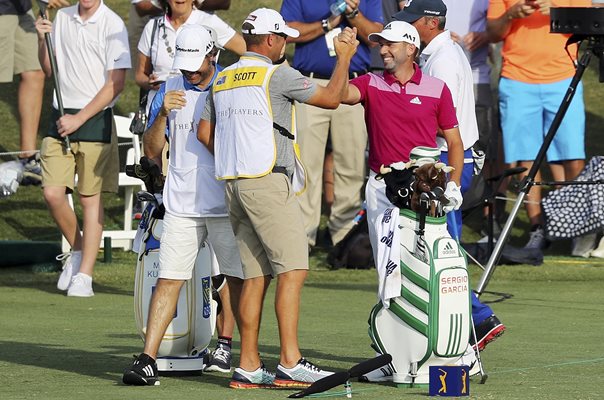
[
  {"xmin": 35, "ymin": 0, "xmax": 130, "ymax": 297},
  {"xmin": 122, "ymin": 25, "xmax": 243, "ymax": 387}
]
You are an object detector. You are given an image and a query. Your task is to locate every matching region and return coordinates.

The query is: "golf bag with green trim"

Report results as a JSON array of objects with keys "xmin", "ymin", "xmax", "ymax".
[
  {"xmin": 133, "ymin": 201, "xmax": 216, "ymax": 372},
  {"xmin": 369, "ymin": 209, "xmax": 471, "ymax": 385}
]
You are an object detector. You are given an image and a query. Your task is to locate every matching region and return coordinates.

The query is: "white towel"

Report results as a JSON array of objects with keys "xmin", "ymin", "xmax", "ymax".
[{"xmin": 375, "ymin": 207, "xmax": 401, "ymax": 307}]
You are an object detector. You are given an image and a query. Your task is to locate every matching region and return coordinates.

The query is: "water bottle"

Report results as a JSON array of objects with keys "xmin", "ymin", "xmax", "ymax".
[{"xmin": 330, "ymin": 0, "xmax": 347, "ymax": 16}]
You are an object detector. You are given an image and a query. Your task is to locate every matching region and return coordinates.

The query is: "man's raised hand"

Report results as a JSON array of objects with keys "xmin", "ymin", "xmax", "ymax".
[
  {"xmin": 334, "ymin": 27, "xmax": 359, "ymax": 60},
  {"xmin": 160, "ymin": 90, "xmax": 187, "ymax": 117}
]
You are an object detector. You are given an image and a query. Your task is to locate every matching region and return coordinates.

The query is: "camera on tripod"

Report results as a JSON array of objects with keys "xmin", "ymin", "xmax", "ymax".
[{"xmin": 550, "ymin": 6, "xmax": 604, "ymax": 81}]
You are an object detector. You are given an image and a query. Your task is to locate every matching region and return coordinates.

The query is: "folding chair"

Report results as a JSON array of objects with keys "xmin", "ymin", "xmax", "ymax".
[{"xmin": 61, "ymin": 113, "xmax": 144, "ymax": 252}]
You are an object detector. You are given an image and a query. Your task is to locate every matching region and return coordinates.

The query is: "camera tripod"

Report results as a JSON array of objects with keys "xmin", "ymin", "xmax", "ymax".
[{"xmin": 476, "ymin": 10, "xmax": 604, "ymax": 295}]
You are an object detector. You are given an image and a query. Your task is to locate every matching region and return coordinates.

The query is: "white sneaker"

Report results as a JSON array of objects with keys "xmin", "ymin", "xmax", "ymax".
[
  {"xmin": 274, "ymin": 358, "xmax": 333, "ymax": 388},
  {"xmin": 591, "ymin": 237, "xmax": 604, "ymax": 258},
  {"xmin": 67, "ymin": 273, "xmax": 94, "ymax": 297},
  {"xmin": 56, "ymin": 251, "xmax": 82, "ymax": 291},
  {"xmin": 359, "ymin": 364, "xmax": 393, "ymax": 382},
  {"xmin": 456, "ymin": 344, "xmax": 480, "ymax": 377},
  {"xmin": 571, "ymin": 233, "xmax": 598, "ymax": 258}
]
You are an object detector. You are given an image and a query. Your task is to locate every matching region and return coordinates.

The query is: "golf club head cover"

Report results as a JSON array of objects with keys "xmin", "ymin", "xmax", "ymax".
[
  {"xmin": 378, "ymin": 166, "xmax": 415, "ymax": 209},
  {"xmin": 288, "ymin": 371, "xmax": 351, "ymax": 398},
  {"xmin": 139, "ymin": 156, "xmax": 164, "ymax": 194},
  {"xmin": 443, "ymin": 181, "xmax": 462, "ymax": 213},
  {"xmin": 348, "ymin": 353, "xmax": 393, "ymax": 378}
]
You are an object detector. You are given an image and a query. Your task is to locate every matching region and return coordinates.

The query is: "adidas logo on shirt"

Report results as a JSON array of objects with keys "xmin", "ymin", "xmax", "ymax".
[{"xmin": 410, "ymin": 97, "xmax": 422, "ymax": 105}]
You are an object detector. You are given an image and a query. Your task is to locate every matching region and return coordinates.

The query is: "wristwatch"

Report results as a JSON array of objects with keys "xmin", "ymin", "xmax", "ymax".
[
  {"xmin": 321, "ymin": 18, "xmax": 330, "ymax": 33},
  {"xmin": 346, "ymin": 8, "xmax": 359, "ymax": 19}
]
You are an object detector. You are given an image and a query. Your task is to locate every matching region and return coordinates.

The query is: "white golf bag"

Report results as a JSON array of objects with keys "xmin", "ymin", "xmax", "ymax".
[
  {"xmin": 133, "ymin": 201, "xmax": 216, "ymax": 372},
  {"xmin": 369, "ymin": 209, "xmax": 472, "ymax": 386}
]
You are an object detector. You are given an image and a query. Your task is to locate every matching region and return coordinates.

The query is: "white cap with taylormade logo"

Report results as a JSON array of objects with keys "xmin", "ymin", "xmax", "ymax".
[
  {"xmin": 368, "ymin": 21, "xmax": 420, "ymax": 48},
  {"xmin": 242, "ymin": 8, "xmax": 300, "ymax": 38},
  {"xmin": 172, "ymin": 25, "xmax": 214, "ymax": 72}
]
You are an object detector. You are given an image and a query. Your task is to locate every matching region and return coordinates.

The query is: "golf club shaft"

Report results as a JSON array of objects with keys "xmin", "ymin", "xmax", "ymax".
[{"xmin": 37, "ymin": 1, "xmax": 71, "ymax": 151}]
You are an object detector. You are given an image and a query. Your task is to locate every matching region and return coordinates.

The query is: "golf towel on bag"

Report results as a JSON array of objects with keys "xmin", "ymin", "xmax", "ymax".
[
  {"xmin": 133, "ymin": 203, "xmax": 215, "ymax": 370},
  {"xmin": 375, "ymin": 206, "xmax": 402, "ymax": 307},
  {"xmin": 369, "ymin": 209, "xmax": 472, "ymax": 385}
]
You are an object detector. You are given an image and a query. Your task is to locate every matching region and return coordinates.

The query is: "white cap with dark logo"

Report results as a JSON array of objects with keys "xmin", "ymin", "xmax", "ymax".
[
  {"xmin": 242, "ymin": 8, "xmax": 300, "ymax": 38},
  {"xmin": 368, "ymin": 21, "xmax": 420, "ymax": 48},
  {"xmin": 172, "ymin": 25, "xmax": 215, "ymax": 72}
]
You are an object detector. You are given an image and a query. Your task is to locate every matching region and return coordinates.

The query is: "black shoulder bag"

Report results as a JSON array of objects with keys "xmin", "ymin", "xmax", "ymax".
[{"xmin": 130, "ymin": 17, "xmax": 160, "ymax": 135}]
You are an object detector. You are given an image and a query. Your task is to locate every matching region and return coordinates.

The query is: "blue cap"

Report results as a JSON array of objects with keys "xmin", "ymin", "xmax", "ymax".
[{"xmin": 393, "ymin": 0, "xmax": 447, "ymax": 24}]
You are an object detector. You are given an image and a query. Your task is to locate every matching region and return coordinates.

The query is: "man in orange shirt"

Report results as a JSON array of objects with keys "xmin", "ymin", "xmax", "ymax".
[{"xmin": 487, "ymin": 0, "xmax": 589, "ymax": 249}]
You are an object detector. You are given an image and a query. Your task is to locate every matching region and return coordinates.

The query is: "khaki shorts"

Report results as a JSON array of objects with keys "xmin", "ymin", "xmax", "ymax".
[
  {"xmin": 40, "ymin": 133, "xmax": 119, "ymax": 195},
  {"xmin": 225, "ymin": 173, "xmax": 309, "ymax": 279},
  {"xmin": 0, "ymin": 11, "xmax": 41, "ymax": 83}
]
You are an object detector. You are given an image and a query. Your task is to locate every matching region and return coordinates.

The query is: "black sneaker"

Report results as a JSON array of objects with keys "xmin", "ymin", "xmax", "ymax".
[
  {"xmin": 470, "ymin": 314, "xmax": 506, "ymax": 351},
  {"xmin": 122, "ymin": 353, "xmax": 160, "ymax": 386},
  {"xmin": 204, "ymin": 343, "xmax": 232, "ymax": 373},
  {"xmin": 524, "ymin": 225, "xmax": 550, "ymax": 250}
]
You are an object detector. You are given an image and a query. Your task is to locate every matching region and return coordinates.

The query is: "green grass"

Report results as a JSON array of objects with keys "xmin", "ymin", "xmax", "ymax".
[
  {"xmin": 1, "ymin": 2, "xmax": 604, "ymax": 399},
  {"xmin": 1, "ymin": 254, "xmax": 604, "ymax": 399}
]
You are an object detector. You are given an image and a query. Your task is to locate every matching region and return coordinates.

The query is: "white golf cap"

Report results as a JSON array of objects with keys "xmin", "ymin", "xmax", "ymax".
[
  {"xmin": 172, "ymin": 25, "xmax": 214, "ymax": 72},
  {"xmin": 242, "ymin": 8, "xmax": 300, "ymax": 38},
  {"xmin": 368, "ymin": 21, "xmax": 420, "ymax": 48}
]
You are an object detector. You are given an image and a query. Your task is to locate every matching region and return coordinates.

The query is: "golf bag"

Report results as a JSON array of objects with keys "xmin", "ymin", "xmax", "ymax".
[
  {"xmin": 368, "ymin": 209, "xmax": 472, "ymax": 386},
  {"xmin": 133, "ymin": 201, "xmax": 215, "ymax": 372}
]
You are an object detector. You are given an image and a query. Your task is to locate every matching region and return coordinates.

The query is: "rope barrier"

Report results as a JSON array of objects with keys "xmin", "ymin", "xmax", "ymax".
[
  {"xmin": 0, "ymin": 142, "xmax": 137, "ymax": 158},
  {"xmin": 0, "ymin": 150, "xmax": 40, "ymax": 157}
]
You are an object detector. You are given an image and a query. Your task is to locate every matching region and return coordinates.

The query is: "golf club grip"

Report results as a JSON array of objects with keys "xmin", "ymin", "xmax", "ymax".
[
  {"xmin": 348, "ymin": 354, "xmax": 392, "ymax": 378},
  {"xmin": 288, "ymin": 371, "xmax": 350, "ymax": 398}
]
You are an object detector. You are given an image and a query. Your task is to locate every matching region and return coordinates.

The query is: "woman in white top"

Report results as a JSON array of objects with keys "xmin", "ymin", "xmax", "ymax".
[{"xmin": 134, "ymin": 0, "xmax": 245, "ymax": 97}]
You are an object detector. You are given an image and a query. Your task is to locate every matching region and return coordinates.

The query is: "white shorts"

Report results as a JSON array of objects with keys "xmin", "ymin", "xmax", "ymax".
[{"xmin": 158, "ymin": 212, "xmax": 243, "ymax": 280}]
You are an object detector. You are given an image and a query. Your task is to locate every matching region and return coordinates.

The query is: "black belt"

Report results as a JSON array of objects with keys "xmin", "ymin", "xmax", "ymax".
[
  {"xmin": 272, "ymin": 166, "xmax": 288, "ymax": 175},
  {"xmin": 300, "ymin": 70, "xmax": 367, "ymax": 80}
]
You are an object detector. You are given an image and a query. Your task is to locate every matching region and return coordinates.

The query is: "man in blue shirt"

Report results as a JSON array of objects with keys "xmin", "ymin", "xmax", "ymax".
[{"xmin": 280, "ymin": 0, "xmax": 383, "ymax": 250}]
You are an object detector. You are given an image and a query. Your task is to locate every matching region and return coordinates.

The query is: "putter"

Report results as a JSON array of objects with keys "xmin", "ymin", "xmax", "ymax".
[
  {"xmin": 470, "ymin": 316, "xmax": 488, "ymax": 384},
  {"xmin": 449, "ymin": 211, "xmax": 487, "ymax": 384},
  {"xmin": 36, "ymin": 0, "xmax": 71, "ymax": 152}
]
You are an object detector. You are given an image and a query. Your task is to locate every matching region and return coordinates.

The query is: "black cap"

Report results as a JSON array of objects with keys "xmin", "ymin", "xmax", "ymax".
[{"xmin": 393, "ymin": 0, "xmax": 447, "ymax": 24}]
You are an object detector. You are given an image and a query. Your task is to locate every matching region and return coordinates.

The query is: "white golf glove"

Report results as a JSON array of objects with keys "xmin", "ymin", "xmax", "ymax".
[{"xmin": 443, "ymin": 181, "xmax": 462, "ymax": 213}]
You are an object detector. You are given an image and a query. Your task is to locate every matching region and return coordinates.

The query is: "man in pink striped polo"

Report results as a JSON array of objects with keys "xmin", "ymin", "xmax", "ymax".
[{"xmin": 342, "ymin": 20, "xmax": 464, "ymax": 253}]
